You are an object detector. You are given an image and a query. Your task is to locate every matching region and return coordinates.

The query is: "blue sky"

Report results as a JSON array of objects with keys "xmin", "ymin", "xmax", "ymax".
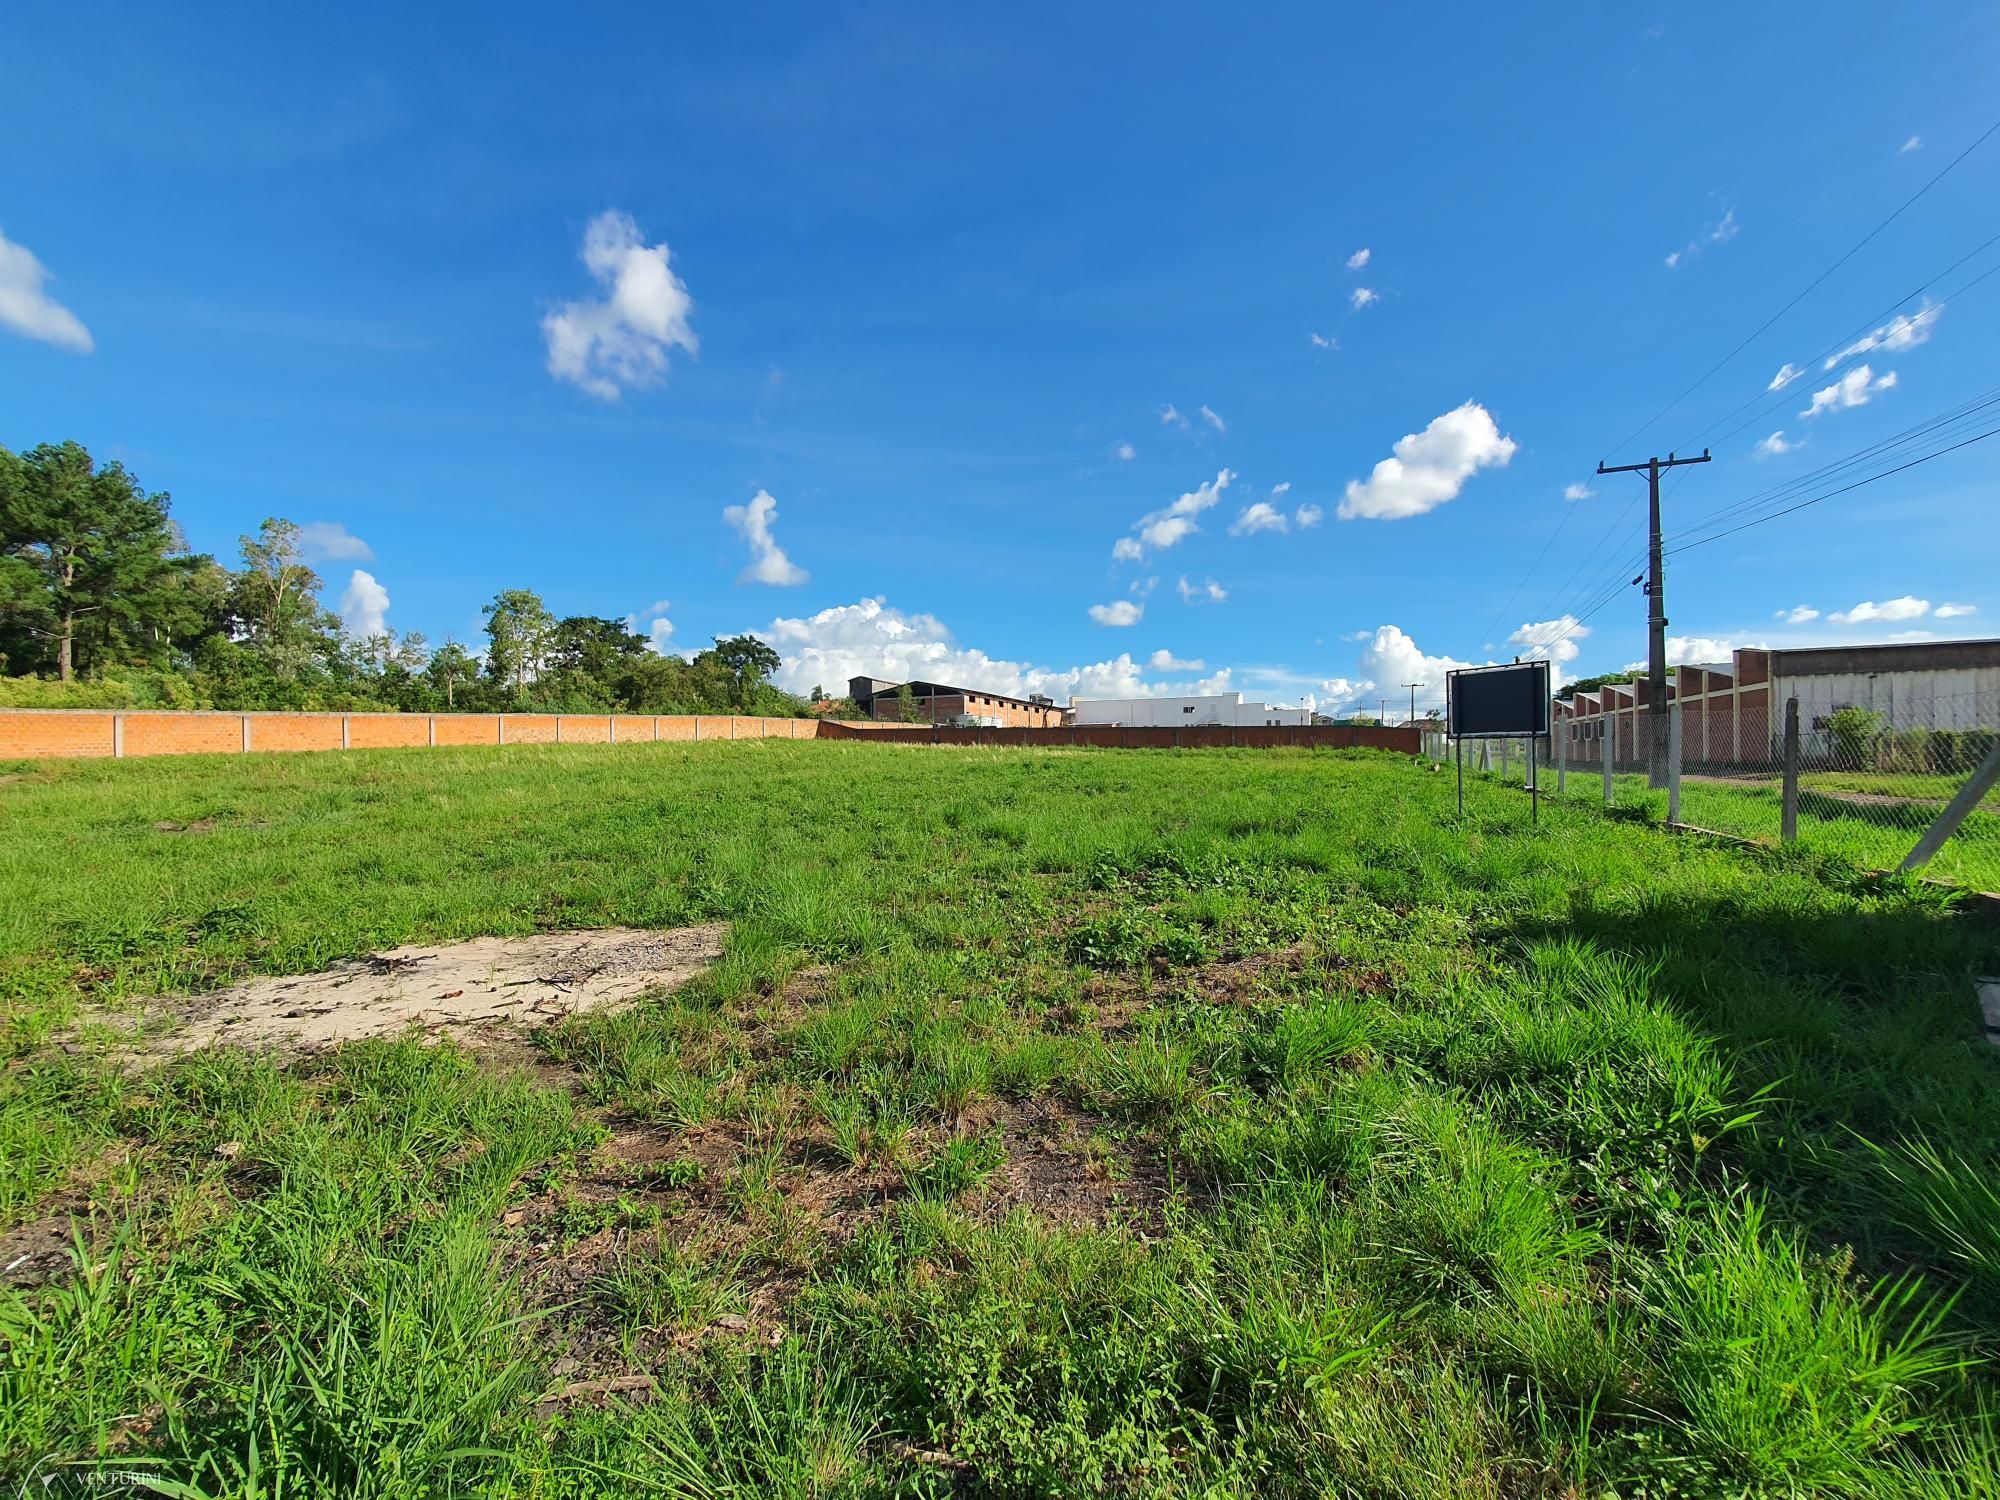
[{"xmin": 2, "ymin": 2, "xmax": 1996, "ymax": 712}]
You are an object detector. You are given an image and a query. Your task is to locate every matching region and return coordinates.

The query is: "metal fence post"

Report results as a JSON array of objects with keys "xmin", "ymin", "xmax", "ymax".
[
  {"xmin": 1780, "ymin": 696, "xmax": 1800, "ymax": 844},
  {"xmin": 1667, "ymin": 702, "xmax": 1682, "ymax": 826},
  {"xmin": 1601, "ymin": 720, "xmax": 1612, "ymax": 805},
  {"xmin": 1555, "ymin": 723, "xmax": 1565, "ymax": 795}
]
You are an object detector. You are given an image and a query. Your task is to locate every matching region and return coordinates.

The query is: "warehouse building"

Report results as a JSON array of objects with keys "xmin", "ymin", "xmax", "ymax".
[
  {"xmin": 847, "ymin": 677, "xmax": 1066, "ymax": 728},
  {"xmin": 1555, "ymin": 638, "xmax": 2000, "ymax": 767},
  {"xmin": 1070, "ymin": 692, "xmax": 1312, "ymax": 728}
]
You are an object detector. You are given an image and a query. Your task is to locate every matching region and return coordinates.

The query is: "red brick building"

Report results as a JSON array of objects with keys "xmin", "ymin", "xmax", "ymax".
[{"xmin": 847, "ymin": 676, "xmax": 1066, "ymax": 728}]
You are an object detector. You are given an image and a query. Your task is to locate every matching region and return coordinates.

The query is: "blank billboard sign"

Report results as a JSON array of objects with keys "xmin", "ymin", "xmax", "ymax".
[{"xmin": 1449, "ymin": 661, "xmax": 1551, "ymax": 738}]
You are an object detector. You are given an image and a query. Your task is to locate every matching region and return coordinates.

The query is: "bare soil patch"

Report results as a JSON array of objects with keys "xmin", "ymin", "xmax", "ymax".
[
  {"xmin": 141, "ymin": 925, "xmax": 727, "ymax": 1054},
  {"xmin": 507, "ymin": 1092, "xmax": 1171, "ymax": 1391},
  {"xmin": 0, "ymin": 1213, "xmax": 80, "ymax": 1288}
]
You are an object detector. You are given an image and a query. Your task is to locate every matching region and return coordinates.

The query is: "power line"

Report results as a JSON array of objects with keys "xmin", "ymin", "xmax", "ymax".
[
  {"xmin": 1552, "ymin": 390, "xmax": 2000, "ymax": 639},
  {"xmin": 1691, "ymin": 252, "xmax": 2000, "ymax": 458},
  {"xmin": 1609, "ymin": 116, "xmax": 2000, "ymax": 454},
  {"xmin": 1476, "ymin": 121, "xmax": 2000, "ymax": 660},
  {"xmin": 1675, "ymin": 229, "xmax": 2000, "ymax": 452},
  {"xmin": 1665, "ymin": 423, "xmax": 2000, "ymax": 556},
  {"xmin": 1672, "ymin": 387, "xmax": 2000, "ymax": 537}
]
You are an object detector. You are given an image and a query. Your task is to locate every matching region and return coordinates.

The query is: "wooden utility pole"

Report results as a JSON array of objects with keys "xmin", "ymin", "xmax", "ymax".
[
  {"xmin": 1597, "ymin": 449, "xmax": 1710, "ymax": 788},
  {"xmin": 1402, "ymin": 681, "xmax": 1426, "ymax": 726}
]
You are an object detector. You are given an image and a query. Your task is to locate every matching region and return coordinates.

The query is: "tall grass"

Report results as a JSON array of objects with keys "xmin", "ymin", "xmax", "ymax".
[{"xmin": 2, "ymin": 741, "xmax": 1996, "ymax": 1493}]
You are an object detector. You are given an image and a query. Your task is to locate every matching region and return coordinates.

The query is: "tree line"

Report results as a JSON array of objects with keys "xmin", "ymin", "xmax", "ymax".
[{"xmin": 0, "ymin": 441, "xmax": 815, "ymax": 715}]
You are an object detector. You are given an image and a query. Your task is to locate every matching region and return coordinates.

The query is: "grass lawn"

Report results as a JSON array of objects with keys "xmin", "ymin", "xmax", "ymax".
[
  {"xmin": 3, "ymin": 740, "xmax": 1999, "ymax": 1497},
  {"xmin": 1492, "ymin": 759, "xmax": 2000, "ymax": 894}
]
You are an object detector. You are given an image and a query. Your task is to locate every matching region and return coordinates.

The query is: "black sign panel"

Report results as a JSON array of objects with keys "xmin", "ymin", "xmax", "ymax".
[{"xmin": 1448, "ymin": 662, "xmax": 1551, "ymax": 738}]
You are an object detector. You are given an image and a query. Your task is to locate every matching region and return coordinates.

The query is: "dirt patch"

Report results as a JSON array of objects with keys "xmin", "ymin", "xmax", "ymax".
[
  {"xmin": 139, "ymin": 925, "xmax": 727, "ymax": 1055},
  {"xmin": 506, "ymin": 1092, "xmax": 1171, "ymax": 1391},
  {"xmin": 0, "ymin": 1214, "xmax": 81, "ymax": 1288},
  {"xmin": 1189, "ymin": 946, "xmax": 1392, "ymax": 1007},
  {"xmin": 969, "ymin": 1094, "xmax": 1172, "ymax": 1229}
]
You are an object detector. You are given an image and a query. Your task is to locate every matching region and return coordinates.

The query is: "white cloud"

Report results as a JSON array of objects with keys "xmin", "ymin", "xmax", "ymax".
[
  {"xmin": 1089, "ymin": 600, "xmax": 1143, "ymax": 627},
  {"xmin": 1355, "ymin": 626, "xmax": 1474, "ymax": 711},
  {"xmin": 1935, "ymin": 603, "xmax": 1976, "ymax": 618},
  {"xmin": 1295, "ymin": 503, "xmax": 1324, "ymax": 528},
  {"xmin": 1270, "ymin": 481, "xmax": 1291, "ymax": 497},
  {"xmin": 1160, "ymin": 403, "xmax": 1189, "ymax": 428},
  {"xmin": 1317, "ymin": 676, "xmax": 1373, "ymax": 710},
  {"xmin": 1563, "ymin": 482, "xmax": 1596, "ymax": 502},
  {"xmin": 1803, "ymin": 364, "xmax": 1896, "ymax": 417},
  {"xmin": 1754, "ymin": 430, "xmax": 1802, "ymax": 458},
  {"xmin": 1149, "ymin": 648, "xmax": 1204, "ymax": 672},
  {"xmin": 1115, "ymin": 468, "xmax": 1234, "ymax": 558},
  {"xmin": 1778, "ymin": 605, "xmax": 1820, "ymax": 624},
  {"xmin": 1654, "ymin": 636, "xmax": 1760, "ymax": 667},
  {"xmin": 1767, "ymin": 362, "xmax": 1804, "ymax": 391},
  {"xmin": 1345, "ymin": 248, "xmax": 1372, "ymax": 271},
  {"xmin": 1177, "ymin": 576, "xmax": 1227, "ymax": 604},
  {"xmin": 1901, "ymin": 135, "xmax": 1922, "ymax": 154},
  {"xmin": 1824, "ymin": 299, "xmax": 1941, "ymax": 368},
  {"xmin": 1199, "ymin": 403, "xmax": 1227, "ymax": 433},
  {"xmin": 647, "ymin": 617, "xmax": 676, "ymax": 653},
  {"xmin": 643, "ymin": 597, "xmax": 671, "ymax": 617},
  {"xmin": 722, "ymin": 489, "xmax": 809, "ymax": 586},
  {"xmin": 1116, "ymin": 441, "xmax": 1136, "ymax": 461},
  {"xmin": 339, "ymin": 569, "xmax": 390, "ymax": 638},
  {"xmin": 1665, "ymin": 208, "xmax": 1739, "ymax": 269},
  {"xmin": 1350, "ymin": 287, "xmax": 1379, "ymax": 310},
  {"xmin": 1129, "ymin": 576, "xmax": 1158, "ymax": 599},
  {"xmin": 1508, "ymin": 615, "xmax": 1590, "ymax": 666},
  {"xmin": 1830, "ymin": 595, "xmax": 1930, "ymax": 624},
  {"xmin": 1229, "ymin": 501, "xmax": 1289, "ymax": 537},
  {"xmin": 298, "ymin": 521, "xmax": 374, "ymax": 562},
  {"xmin": 1337, "ymin": 402, "xmax": 1517, "ymax": 521},
  {"xmin": 0, "ymin": 228, "xmax": 94, "ymax": 353},
  {"xmin": 542, "ymin": 210, "xmax": 697, "ymax": 400},
  {"xmin": 1310, "ymin": 332, "xmax": 1337, "ymax": 350},
  {"xmin": 1624, "ymin": 636, "xmax": 1762, "ymax": 671},
  {"xmin": 752, "ymin": 596, "xmax": 1230, "ymax": 702}
]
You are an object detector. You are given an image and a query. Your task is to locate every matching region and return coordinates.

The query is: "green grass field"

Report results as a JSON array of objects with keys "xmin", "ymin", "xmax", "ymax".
[
  {"xmin": 3, "ymin": 741, "xmax": 1999, "ymax": 1497},
  {"xmin": 1487, "ymin": 757, "xmax": 2000, "ymax": 895}
]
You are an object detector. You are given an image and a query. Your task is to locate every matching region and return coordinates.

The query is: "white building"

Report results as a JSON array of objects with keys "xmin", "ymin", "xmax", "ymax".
[{"xmin": 1070, "ymin": 692, "xmax": 1313, "ymax": 728}]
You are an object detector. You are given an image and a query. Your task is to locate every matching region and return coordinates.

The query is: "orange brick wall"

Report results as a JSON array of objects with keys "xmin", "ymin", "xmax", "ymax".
[
  {"xmin": 251, "ymin": 715, "xmax": 345, "ymax": 753},
  {"xmin": 502, "ymin": 715, "xmax": 560, "ymax": 745},
  {"xmin": 817, "ymin": 721, "xmax": 1423, "ymax": 754},
  {"xmin": 347, "ymin": 716, "xmax": 431, "ymax": 750},
  {"xmin": 0, "ymin": 712, "xmax": 116, "ymax": 759},
  {"xmin": 559, "ymin": 716, "xmax": 613, "ymax": 745},
  {"xmin": 0, "ymin": 710, "xmax": 1418, "ymax": 763},
  {"xmin": 123, "ymin": 714, "xmax": 243, "ymax": 757},
  {"xmin": 435, "ymin": 715, "xmax": 502, "ymax": 747},
  {"xmin": 611, "ymin": 716, "xmax": 657, "ymax": 743}
]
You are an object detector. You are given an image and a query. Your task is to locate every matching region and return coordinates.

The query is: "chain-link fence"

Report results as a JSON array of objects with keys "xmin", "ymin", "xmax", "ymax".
[{"xmin": 1442, "ymin": 695, "xmax": 2000, "ymax": 893}]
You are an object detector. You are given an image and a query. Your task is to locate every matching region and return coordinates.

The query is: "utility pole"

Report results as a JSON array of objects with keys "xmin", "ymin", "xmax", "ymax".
[
  {"xmin": 1378, "ymin": 698, "xmax": 1388, "ymax": 725},
  {"xmin": 1402, "ymin": 681, "xmax": 1426, "ymax": 726},
  {"xmin": 1596, "ymin": 449, "xmax": 1710, "ymax": 788}
]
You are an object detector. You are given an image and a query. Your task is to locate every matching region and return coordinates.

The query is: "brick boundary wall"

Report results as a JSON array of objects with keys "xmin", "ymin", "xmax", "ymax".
[
  {"xmin": 0, "ymin": 710, "xmax": 1421, "ymax": 762},
  {"xmin": 817, "ymin": 720, "xmax": 1424, "ymax": 754},
  {"xmin": 0, "ymin": 710, "xmax": 820, "ymax": 762}
]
